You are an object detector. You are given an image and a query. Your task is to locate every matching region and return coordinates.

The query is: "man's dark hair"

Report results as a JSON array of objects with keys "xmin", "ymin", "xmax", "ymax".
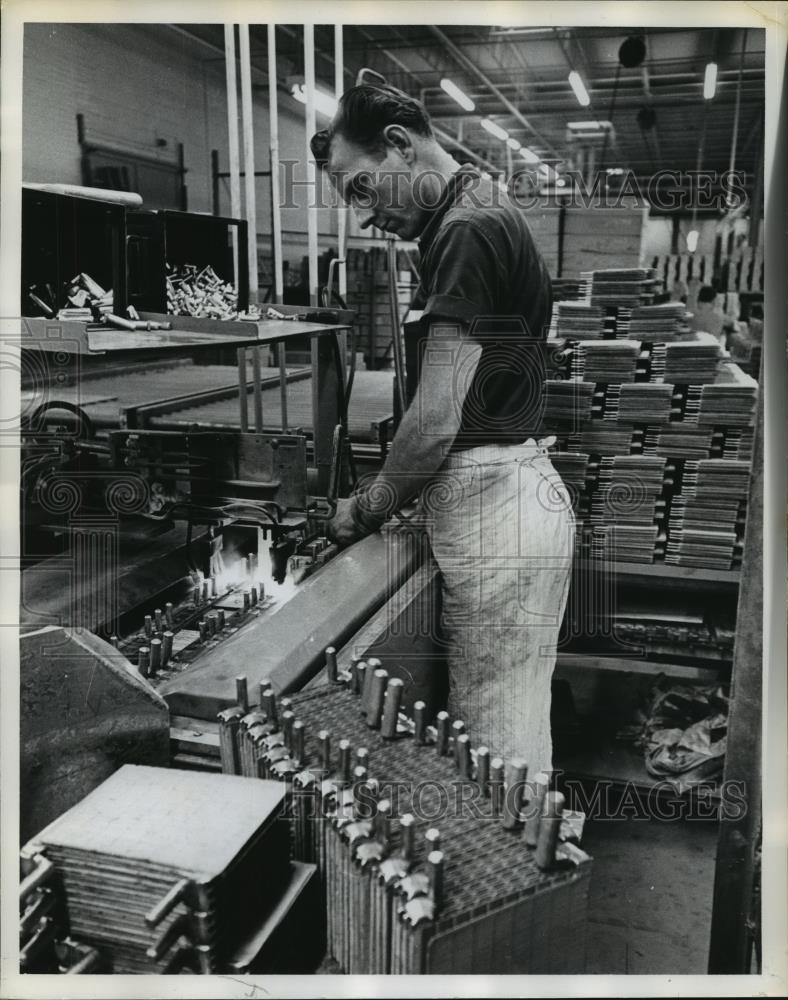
[{"xmin": 310, "ymin": 84, "xmax": 433, "ymax": 168}]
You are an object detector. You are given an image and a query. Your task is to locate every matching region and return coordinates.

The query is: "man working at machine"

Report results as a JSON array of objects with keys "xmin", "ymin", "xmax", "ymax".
[{"xmin": 311, "ymin": 85, "xmax": 574, "ymax": 777}]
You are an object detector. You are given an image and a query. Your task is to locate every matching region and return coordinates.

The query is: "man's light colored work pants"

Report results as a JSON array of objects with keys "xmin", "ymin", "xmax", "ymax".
[{"xmin": 424, "ymin": 438, "xmax": 575, "ymax": 776}]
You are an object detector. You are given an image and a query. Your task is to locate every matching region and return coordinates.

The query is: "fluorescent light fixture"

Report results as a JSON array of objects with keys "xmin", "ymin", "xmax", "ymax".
[
  {"xmin": 480, "ymin": 118, "xmax": 509, "ymax": 142},
  {"xmin": 606, "ymin": 167, "xmax": 624, "ymax": 176},
  {"xmin": 506, "ymin": 137, "xmax": 521, "ymax": 150},
  {"xmin": 519, "ymin": 146, "xmax": 539, "ymax": 163},
  {"xmin": 686, "ymin": 229, "xmax": 700, "ymax": 253},
  {"xmin": 440, "ymin": 78, "xmax": 475, "ymax": 112},
  {"xmin": 568, "ymin": 70, "xmax": 590, "ymax": 107},
  {"xmin": 568, "ymin": 120, "xmax": 611, "ymax": 131},
  {"xmin": 703, "ymin": 62, "xmax": 717, "ymax": 100},
  {"xmin": 291, "ymin": 83, "xmax": 338, "ymax": 118}
]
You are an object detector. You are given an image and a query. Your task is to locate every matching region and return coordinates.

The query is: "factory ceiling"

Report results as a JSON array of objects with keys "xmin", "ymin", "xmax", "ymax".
[{"xmin": 169, "ymin": 23, "xmax": 766, "ymax": 186}]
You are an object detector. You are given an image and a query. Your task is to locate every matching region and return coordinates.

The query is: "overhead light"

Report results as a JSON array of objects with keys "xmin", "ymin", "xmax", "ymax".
[
  {"xmin": 480, "ymin": 118, "xmax": 509, "ymax": 142},
  {"xmin": 686, "ymin": 229, "xmax": 700, "ymax": 253},
  {"xmin": 606, "ymin": 167, "xmax": 624, "ymax": 176},
  {"xmin": 440, "ymin": 78, "xmax": 475, "ymax": 112},
  {"xmin": 568, "ymin": 70, "xmax": 591, "ymax": 107},
  {"xmin": 506, "ymin": 137, "xmax": 521, "ymax": 151},
  {"xmin": 703, "ymin": 62, "xmax": 717, "ymax": 100},
  {"xmin": 291, "ymin": 83, "xmax": 338, "ymax": 118},
  {"xmin": 568, "ymin": 120, "xmax": 611, "ymax": 131},
  {"xmin": 519, "ymin": 147, "xmax": 539, "ymax": 163},
  {"xmin": 556, "ymin": 177, "xmax": 567, "ymax": 188}
]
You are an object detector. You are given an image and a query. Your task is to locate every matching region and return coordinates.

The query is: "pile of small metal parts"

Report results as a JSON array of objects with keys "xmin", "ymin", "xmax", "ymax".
[
  {"xmin": 166, "ymin": 263, "xmax": 259, "ymax": 320},
  {"xmin": 28, "ymin": 272, "xmax": 113, "ymax": 319},
  {"xmin": 217, "ymin": 652, "xmax": 593, "ymax": 975}
]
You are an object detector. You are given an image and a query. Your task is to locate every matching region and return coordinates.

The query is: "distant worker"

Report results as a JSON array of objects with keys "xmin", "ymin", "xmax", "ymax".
[{"xmin": 688, "ymin": 282, "xmax": 726, "ymax": 348}]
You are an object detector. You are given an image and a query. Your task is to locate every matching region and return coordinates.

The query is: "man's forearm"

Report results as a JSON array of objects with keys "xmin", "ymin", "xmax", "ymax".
[
  {"xmin": 352, "ymin": 330, "xmax": 482, "ymax": 530},
  {"xmin": 356, "ymin": 402, "xmax": 454, "ymax": 525}
]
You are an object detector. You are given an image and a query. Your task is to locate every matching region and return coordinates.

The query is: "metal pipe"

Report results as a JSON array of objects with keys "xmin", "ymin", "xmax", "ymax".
[
  {"xmin": 224, "ymin": 25, "xmax": 242, "ymax": 291},
  {"xmin": 237, "ymin": 347, "xmax": 249, "ymax": 432},
  {"xmin": 252, "ymin": 346, "xmax": 263, "ymax": 432},
  {"xmin": 335, "ymin": 24, "xmax": 348, "ymax": 301},
  {"xmin": 727, "ymin": 29, "xmax": 747, "ymax": 209},
  {"xmin": 429, "ymin": 25, "xmax": 560, "ymax": 161},
  {"xmin": 267, "ymin": 24, "xmax": 284, "ymax": 303},
  {"xmin": 304, "ymin": 25, "xmax": 319, "ymax": 307},
  {"xmin": 239, "ymin": 24, "xmax": 259, "ymax": 304}
]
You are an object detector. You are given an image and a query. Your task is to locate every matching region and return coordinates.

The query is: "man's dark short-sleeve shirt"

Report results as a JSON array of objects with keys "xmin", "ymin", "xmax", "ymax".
[{"xmin": 409, "ymin": 165, "xmax": 552, "ymax": 451}]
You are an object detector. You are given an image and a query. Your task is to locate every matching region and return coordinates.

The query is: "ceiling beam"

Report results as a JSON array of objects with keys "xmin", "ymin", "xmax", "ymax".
[
  {"xmin": 349, "ymin": 25, "xmax": 498, "ymax": 172},
  {"xmin": 428, "ymin": 25, "xmax": 562, "ymax": 162}
]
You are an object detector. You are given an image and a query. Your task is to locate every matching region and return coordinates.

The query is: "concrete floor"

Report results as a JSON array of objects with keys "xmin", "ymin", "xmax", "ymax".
[{"xmin": 581, "ymin": 815, "xmax": 719, "ymax": 974}]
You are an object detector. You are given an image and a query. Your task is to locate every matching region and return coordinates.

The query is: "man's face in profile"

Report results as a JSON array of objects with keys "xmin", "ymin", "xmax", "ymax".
[{"xmin": 327, "ymin": 132, "xmax": 429, "ymax": 241}]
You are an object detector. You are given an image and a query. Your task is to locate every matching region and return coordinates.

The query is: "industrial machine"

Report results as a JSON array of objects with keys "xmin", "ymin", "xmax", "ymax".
[{"xmin": 16, "ymin": 188, "xmax": 595, "ymax": 977}]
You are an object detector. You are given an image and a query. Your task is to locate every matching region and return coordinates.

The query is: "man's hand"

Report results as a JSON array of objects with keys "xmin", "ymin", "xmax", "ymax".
[{"xmin": 325, "ymin": 497, "xmax": 366, "ymax": 548}]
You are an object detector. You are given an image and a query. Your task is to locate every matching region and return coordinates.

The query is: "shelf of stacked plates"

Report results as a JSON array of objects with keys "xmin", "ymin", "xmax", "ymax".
[{"xmin": 544, "ymin": 269, "xmax": 758, "ymax": 796}]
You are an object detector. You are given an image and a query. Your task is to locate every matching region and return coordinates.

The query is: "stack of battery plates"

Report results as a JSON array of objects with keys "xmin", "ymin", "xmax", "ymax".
[
  {"xmin": 543, "ymin": 380, "xmax": 595, "ymax": 425},
  {"xmin": 584, "ymin": 268, "xmax": 659, "ymax": 307},
  {"xmin": 605, "ymin": 383, "xmax": 676, "ymax": 424},
  {"xmin": 683, "ymin": 362, "xmax": 757, "ymax": 426},
  {"xmin": 551, "ymin": 453, "xmax": 590, "ymax": 513},
  {"xmin": 556, "ymin": 302, "xmax": 606, "ymax": 340},
  {"xmin": 627, "ymin": 303, "xmax": 693, "ymax": 340},
  {"xmin": 23, "ymin": 766, "xmax": 290, "ymax": 973},
  {"xmin": 650, "ymin": 332, "xmax": 721, "ymax": 384},
  {"xmin": 571, "ymin": 340, "xmax": 641, "ymax": 383},
  {"xmin": 551, "ymin": 452, "xmax": 590, "ymax": 491},
  {"xmin": 215, "ymin": 680, "xmax": 593, "ymax": 975},
  {"xmin": 589, "ymin": 456, "xmax": 667, "ymax": 563},
  {"xmin": 665, "ymin": 460, "xmax": 751, "ymax": 569},
  {"xmin": 642, "ymin": 424, "xmax": 716, "ymax": 460},
  {"xmin": 721, "ymin": 427, "xmax": 755, "ymax": 463},
  {"xmin": 566, "ymin": 425, "xmax": 636, "ymax": 457}
]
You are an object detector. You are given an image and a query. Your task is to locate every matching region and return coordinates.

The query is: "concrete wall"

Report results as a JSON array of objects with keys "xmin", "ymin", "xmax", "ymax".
[{"xmin": 22, "ymin": 22, "xmax": 341, "ymax": 263}]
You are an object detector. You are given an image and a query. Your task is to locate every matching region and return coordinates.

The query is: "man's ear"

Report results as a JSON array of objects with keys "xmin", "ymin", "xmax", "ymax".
[{"xmin": 382, "ymin": 124, "xmax": 415, "ymax": 163}]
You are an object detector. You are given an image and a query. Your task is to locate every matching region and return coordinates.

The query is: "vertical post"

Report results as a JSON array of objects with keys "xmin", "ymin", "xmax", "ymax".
[
  {"xmin": 267, "ymin": 23, "xmax": 289, "ymax": 428},
  {"xmin": 237, "ymin": 347, "xmax": 249, "ymax": 433},
  {"xmin": 252, "ymin": 346, "xmax": 263, "ymax": 433},
  {"xmin": 268, "ymin": 24, "xmax": 284, "ymax": 304},
  {"xmin": 726, "ymin": 29, "xmax": 747, "ymax": 210},
  {"xmin": 304, "ymin": 24, "xmax": 319, "ymax": 307},
  {"xmin": 335, "ymin": 25, "xmax": 347, "ymax": 303},
  {"xmin": 304, "ymin": 24, "xmax": 322, "ymax": 479},
  {"xmin": 557, "ymin": 204, "xmax": 566, "ymax": 278},
  {"xmin": 211, "ymin": 149, "xmax": 220, "ymax": 217},
  {"xmin": 239, "ymin": 24, "xmax": 259, "ymax": 304},
  {"xmin": 707, "ymin": 369, "xmax": 763, "ymax": 973},
  {"xmin": 224, "ymin": 25, "xmax": 241, "ymax": 291}
]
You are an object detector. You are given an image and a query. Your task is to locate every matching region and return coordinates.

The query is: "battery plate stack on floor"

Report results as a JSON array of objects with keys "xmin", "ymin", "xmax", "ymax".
[{"xmin": 20, "ymin": 766, "xmax": 291, "ymax": 973}]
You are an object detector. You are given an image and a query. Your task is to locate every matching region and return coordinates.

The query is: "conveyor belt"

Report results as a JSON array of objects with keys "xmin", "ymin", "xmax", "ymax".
[{"xmin": 28, "ymin": 361, "xmax": 395, "ymax": 443}]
